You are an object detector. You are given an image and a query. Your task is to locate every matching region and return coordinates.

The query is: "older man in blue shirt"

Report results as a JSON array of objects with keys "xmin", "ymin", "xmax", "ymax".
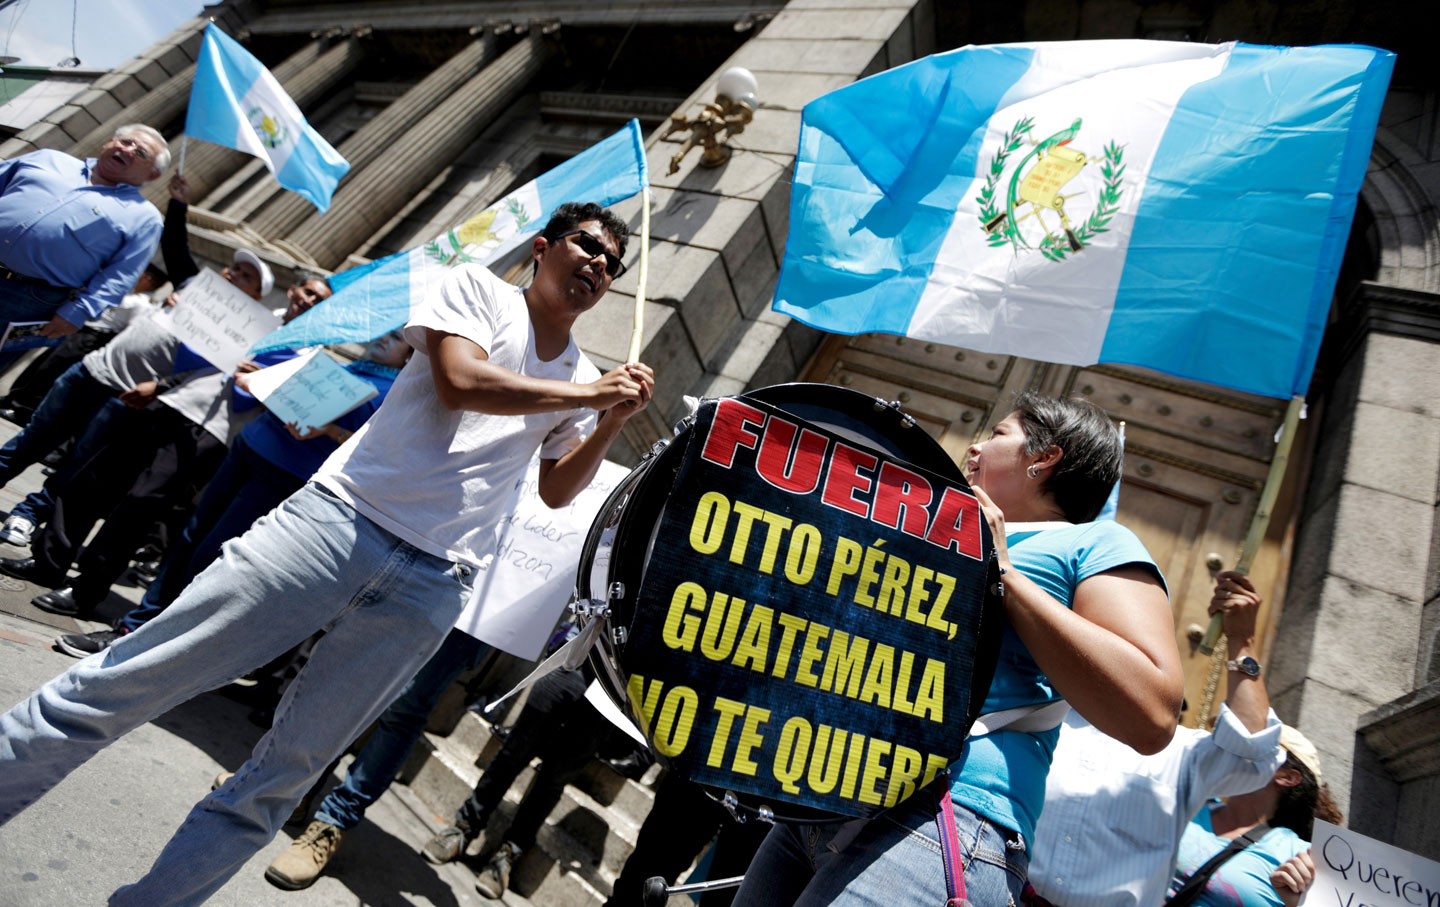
[{"xmin": 0, "ymin": 124, "xmax": 168, "ymax": 367}]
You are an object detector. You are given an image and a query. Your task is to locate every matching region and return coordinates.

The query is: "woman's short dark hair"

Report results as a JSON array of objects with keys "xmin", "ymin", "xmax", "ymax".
[
  {"xmin": 538, "ymin": 201, "xmax": 628, "ymax": 262},
  {"xmin": 1011, "ymin": 391, "xmax": 1122, "ymax": 523}
]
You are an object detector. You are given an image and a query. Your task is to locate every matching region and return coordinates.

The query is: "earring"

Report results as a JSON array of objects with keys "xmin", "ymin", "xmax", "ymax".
[{"xmin": 1026, "ymin": 464, "xmax": 1039, "ymax": 479}]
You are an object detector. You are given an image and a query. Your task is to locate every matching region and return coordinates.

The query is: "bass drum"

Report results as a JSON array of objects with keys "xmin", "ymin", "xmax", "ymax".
[{"xmin": 574, "ymin": 382, "xmax": 1002, "ymax": 821}]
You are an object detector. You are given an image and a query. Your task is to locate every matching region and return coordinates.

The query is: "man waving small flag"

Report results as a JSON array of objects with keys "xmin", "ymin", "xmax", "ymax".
[{"xmin": 185, "ymin": 24, "xmax": 349, "ymax": 211}]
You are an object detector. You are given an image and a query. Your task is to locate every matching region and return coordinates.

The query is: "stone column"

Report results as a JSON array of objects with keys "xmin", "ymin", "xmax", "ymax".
[
  {"xmin": 1268, "ymin": 282, "xmax": 1440, "ymax": 839},
  {"xmin": 140, "ymin": 31, "xmax": 366, "ymax": 208},
  {"xmin": 244, "ymin": 31, "xmax": 499, "ymax": 240},
  {"xmin": 284, "ymin": 32, "xmax": 555, "ymax": 270}
]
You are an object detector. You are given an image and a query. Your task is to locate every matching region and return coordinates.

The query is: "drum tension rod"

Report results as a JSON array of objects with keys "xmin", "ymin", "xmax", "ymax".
[
  {"xmin": 722, "ymin": 790, "xmax": 745, "ymax": 823},
  {"xmin": 569, "ymin": 599, "xmax": 612, "ymax": 619},
  {"xmin": 873, "ymin": 396, "xmax": 918, "ymax": 429}
]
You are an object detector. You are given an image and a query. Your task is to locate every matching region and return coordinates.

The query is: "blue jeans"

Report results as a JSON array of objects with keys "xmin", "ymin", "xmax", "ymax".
[
  {"xmin": 0, "ymin": 359, "xmax": 112, "ymax": 490},
  {"xmin": 120, "ymin": 434, "xmax": 306, "ymax": 633},
  {"xmin": 0, "ymin": 483, "xmax": 475, "ymax": 906},
  {"xmin": 732, "ymin": 786, "xmax": 1028, "ymax": 907},
  {"xmin": 1, "ymin": 279, "xmax": 77, "ymax": 372},
  {"xmin": 315, "ymin": 627, "xmax": 492, "ymax": 830}
]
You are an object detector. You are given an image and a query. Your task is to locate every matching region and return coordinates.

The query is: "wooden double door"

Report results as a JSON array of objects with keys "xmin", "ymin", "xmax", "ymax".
[{"xmin": 802, "ymin": 333, "xmax": 1306, "ymax": 729}]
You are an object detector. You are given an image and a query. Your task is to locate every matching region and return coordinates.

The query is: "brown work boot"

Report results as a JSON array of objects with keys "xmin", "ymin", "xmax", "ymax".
[
  {"xmin": 422, "ymin": 823, "xmax": 472, "ymax": 865},
  {"xmin": 264, "ymin": 820, "xmax": 343, "ymax": 890},
  {"xmin": 474, "ymin": 841, "xmax": 522, "ymax": 899}
]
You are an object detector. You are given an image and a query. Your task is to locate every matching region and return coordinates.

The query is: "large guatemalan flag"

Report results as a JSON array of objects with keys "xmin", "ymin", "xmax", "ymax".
[
  {"xmin": 252, "ymin": 120, "xmax": 648, "ymax": 353},
  {"xmin": 773, "ymin": 41, "xmax": 1394, "ymax": 399},
  {"xmin": 186, "ymin": 24, "xmax": 349, "ymax": 211}
]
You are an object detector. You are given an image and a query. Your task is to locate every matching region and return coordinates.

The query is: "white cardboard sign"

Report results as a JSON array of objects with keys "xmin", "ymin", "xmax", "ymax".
[
  {"xmin": 247, "ymin": 351, "xmax": 378, "ymax": 433},
  {"xmin": 455, "ymin": 457, "xmax": 628, "ymax": 660},
  {"xmin": 1310, "ymin": 819, "xmax": 1440, "ymax": 907},
  {"xmin": 162, "ymin": 269, "xmax": 281, "ymax": 373}
]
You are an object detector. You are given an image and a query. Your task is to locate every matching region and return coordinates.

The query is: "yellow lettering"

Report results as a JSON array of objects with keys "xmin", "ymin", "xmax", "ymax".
[
  {"xmin": 905, "ymin": 566, "xmax": 934, "ymax": 626},
  {"xmin": 773, "ymin": 717, "xmax": 812, "ymax": 795},
  {"xmin": 690, "ymin": 492, "xmax": 729, "ymax": 554},
  {"xmin": 854, "ymin": 542, "xmax": 886, "ymax": 607},
  {"xmin": 772, "ymin": 613, "xmax": 808, "ymax": 680},
  {"xmin": 794, "ymin": 623, "xmax": 830, "ymax": 688},
  {"xmin": 875, "ymin": 554, "xmax": 910, "ymax": 615},
  {"xmin": 892, "ymin": 651, "xmax": 916, "ymax": 716},
  {"xmin": 699, "ymin": 592, "xmax": 744, "ymax": 661},
  {"xmin": 885, "ymin": 745, "xmax": 923, "ymax": 807},
  {"xmin": 728, "ymin": 501, "xmax": 765, "ymax": 566},
  {"xmin": 913, "ymin": 659, "xmax": 946, "ymax": 723},
  {"xmin": 653, "ymin": 686, "xmax": 698, "ymax": 757},
  {"xmin": 733, "ymin": 705, "xmax": 771, "ymax": 776},
  {"xmin": 920, "ymin": 754, "xmax": 950, "ymax": 790},
  {"xmin": 819, "ymin": 631, "xmax": 869, "ymax": 698},
  {"xmin": 627, "ymin": 674, "xmax": 663, "ymax": 738},
  {"xmin": 708, "ymin": 697, "xmax": 748, "ymax": 768},
  {"xmin": 859, "ymin": 643, "xmax": 895, "ymax": 709},
  {"xmin": 859, "ymin": 738, "xmax": 892, "ymax": 806},
  {"xmin": 926, "ymin": 572, "xmax": 955, "ymax": 635},
  {"xmin": 756, "ymin": 511, "xmax": 793, "ymax": 575},
  {"xmin": 808, "ymin": 726, "xmax": 847, "ymax": 794},
  {"xmin": 839, "ymin": 731, "xmax": 866, "ymax": 800},
  {"xmin": 731, "ymin": 604, "xmax": 773, "ymax": 674},
  {"xmin": 662, "ymin": 582, "xmax": 706, "ymax": 652},
  {"xmin": 826, "ymin": 536, "xmax": 862, "ymax": 595},
  {"xmin": 784, "ymin": 523, "xmax": 821, "ymax": 585}
]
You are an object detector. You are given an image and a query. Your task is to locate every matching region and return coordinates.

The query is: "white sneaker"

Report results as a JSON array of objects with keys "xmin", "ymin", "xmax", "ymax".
[{"xmin": 0, "ymin": 514, "xmax": 34, "ymax": 547}]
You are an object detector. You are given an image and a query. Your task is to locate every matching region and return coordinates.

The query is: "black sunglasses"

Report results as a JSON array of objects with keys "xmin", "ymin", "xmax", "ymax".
[{"xmin": 555, "ymin": 230, "xmax": 627, "ymax": 279}]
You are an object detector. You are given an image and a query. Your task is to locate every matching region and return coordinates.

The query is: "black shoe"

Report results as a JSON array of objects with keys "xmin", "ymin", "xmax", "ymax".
[
  {"xmin": 31, "ymin": 586, "xmax": 99, "ymax": 618},
  {"xmin": 55, "ymin": 628, "xmax": 120, "ymax": 658},
  {"xmin": 0, "ymin": 556, "xmax": 65, "ymax": 588}
]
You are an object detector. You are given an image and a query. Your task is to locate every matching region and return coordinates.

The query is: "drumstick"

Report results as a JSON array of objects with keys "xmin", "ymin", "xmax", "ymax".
[{"xmin": 627, "ymin": 185, "xmax": 651, "ymax": 365}]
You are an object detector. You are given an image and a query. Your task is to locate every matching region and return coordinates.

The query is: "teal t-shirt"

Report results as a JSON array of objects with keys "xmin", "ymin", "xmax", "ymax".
[
  {"xmin": 948, "ymin": 520, "xmax": 1165, "ymax": 843},
  {"xmin": 1169, "ymin": 805, "xmax": 1306, "ymax": 906}
]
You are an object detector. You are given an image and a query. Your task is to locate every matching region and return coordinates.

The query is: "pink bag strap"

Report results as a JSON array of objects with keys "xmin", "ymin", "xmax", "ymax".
[{"xmin": 934, "ymin": 770, "xmax": 970, "ymax": 907}]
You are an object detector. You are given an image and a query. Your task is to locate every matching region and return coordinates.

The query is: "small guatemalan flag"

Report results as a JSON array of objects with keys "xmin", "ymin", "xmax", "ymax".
[
  {"xmin": 773, "ymin": 41, "xmax": 1394, "ymax": 400},
  {"xmin": 185, "ymin": 24, "xmax": 350, "ymax": 211}
]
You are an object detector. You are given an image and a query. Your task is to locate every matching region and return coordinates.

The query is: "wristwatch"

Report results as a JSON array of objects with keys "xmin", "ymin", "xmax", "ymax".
[{"xmin": 1226, "ymin": 655, "xmax": 1261, "ymax": 677}]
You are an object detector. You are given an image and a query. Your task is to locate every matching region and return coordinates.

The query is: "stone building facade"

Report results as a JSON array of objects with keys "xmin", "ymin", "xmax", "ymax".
[{"xmin": 3, "ymin": 0, "xmax": 1434, "ymax": 861}]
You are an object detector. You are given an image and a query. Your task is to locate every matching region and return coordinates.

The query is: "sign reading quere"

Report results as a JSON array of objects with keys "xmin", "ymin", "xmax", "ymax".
[
  {"xmin": 619, "ymin": 397, "xmax": 996, "ymax": 819},
  {"xmin": 162, "ymin": 268, "xmax": 281, "ymax": 373},
  {"xmin": 456, "ymin": 457, "xmax": 629, "ymax": 660},
  {"xmin": 1310, "ymin": 819, "xmax": 1440, "ymax": 907},
  {"xmin": 249, "ymin": 351, "xmax": 379, "ymax": 433}
]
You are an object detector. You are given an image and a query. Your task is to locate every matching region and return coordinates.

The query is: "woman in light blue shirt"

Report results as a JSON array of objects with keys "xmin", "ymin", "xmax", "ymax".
[{"xmin": 735, "ymin": 392, "xmax": 1185, "ymax": 907}]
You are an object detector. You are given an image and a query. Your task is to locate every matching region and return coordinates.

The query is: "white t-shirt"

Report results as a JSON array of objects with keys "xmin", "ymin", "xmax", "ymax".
[{"xmin": 315, "ymin": 264, "xmax": 600, "ymax": 565}]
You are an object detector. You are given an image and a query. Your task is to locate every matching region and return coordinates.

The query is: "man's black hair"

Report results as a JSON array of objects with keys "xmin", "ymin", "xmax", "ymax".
[
  {"xmin": 1011, "ymin": 391, "xmax": 1122, "ymax": 523},
  {"xmin": 533, "ymin": 202, "xmax": 629, "ymax": 275}
]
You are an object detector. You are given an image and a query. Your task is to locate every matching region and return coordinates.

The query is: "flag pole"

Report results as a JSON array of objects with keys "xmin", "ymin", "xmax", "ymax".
[
  {"xmin": 177, "ymin": 134, "xmax": 188, "ymax": 176},
  {"xmin": 626, "ymin": 185, "xmax": 650, "ymax": 364},
  {"xmin": 1197, "ymin": 393, "xmax": 1306, "ymax": 655}
]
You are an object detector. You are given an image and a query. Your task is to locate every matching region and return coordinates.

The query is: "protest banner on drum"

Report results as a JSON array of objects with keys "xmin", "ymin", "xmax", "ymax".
[
  {"xmin": 162, "ymin": 268, "xmax": 281, "ymax": 373},
  {"xmin": 616, "ymin": 396, "xmax": 999, "ymax": 819},
  {"xmin": 1310, "ymin": 819, "xmax": 1440, "ymax": 907},
  {"xmin": 456, "ymin": 457, "xmax": 629, "ymax": 660}
]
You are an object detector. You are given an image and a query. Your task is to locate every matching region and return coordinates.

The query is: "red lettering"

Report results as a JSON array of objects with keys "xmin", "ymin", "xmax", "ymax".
[
  {"xmin": 924, "ymin": 486, "xmax": 982, "ymax": 560},
  {"xmin": 821, "ymin": 443, "xmax": 878, "ymax": 517},
  {"xmin": 702, "ymin": 398, "xmax": 767, "ymax": 468},
  {"xmin": 756, "ymin": 416, "xmax": 828, "ymax": 494},
  {"xmin": 871, "ymin": 461, "xmax": 933, "ymax": 539}
]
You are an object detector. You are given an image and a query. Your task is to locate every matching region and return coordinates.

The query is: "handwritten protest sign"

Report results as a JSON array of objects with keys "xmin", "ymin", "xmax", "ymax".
[
  {"xmin": 1310, "ymin": 819, "xmax": 1440, "ymax": 907},
  {"xmin": 247, "ymin": 351, "xmax": 378, "ymax": 433},
  {"xmin": 0, "ymin": 321, "xmax": 62, "ymax": 352},
  {"xmin": 614, "ymin": 396, "xmax": 999, "ymax": 819},
  {"xmin": 455, "ymin": 457, "xmax": 628, "ymax": 660},
  {"xmin": 162, "ymin": 268, "xmax": 280, "ymax": 373}
]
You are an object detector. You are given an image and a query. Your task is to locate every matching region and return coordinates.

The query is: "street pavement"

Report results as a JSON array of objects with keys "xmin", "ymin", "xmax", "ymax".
[{"xmin": 0, "ymin": 417, "xmax": 488, "ymax": 906}]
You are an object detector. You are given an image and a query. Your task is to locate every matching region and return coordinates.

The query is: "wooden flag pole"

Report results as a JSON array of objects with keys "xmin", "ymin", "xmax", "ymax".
[
  {"xmin": 177, "ymin": 134, "xmax": 188, "ymax": 177},
  {"xmin": 626, "ymin": 185, "xmax": 650, "ymax": 364},
  {"xmin": 1197, "ymin": 393, "xmax": 1306, "ymax": 655}
]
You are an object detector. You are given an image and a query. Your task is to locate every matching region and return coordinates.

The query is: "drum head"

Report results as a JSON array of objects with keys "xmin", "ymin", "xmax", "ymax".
[{"xmin": 578, "ymin": 383, "xmax": 1004, "ymax": 822}]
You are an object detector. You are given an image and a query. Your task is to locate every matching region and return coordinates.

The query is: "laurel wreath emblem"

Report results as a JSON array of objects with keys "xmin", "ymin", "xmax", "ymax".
[{"xmin": 976, "ymin": 118, "xmax": 1125, "ymax": 261}]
